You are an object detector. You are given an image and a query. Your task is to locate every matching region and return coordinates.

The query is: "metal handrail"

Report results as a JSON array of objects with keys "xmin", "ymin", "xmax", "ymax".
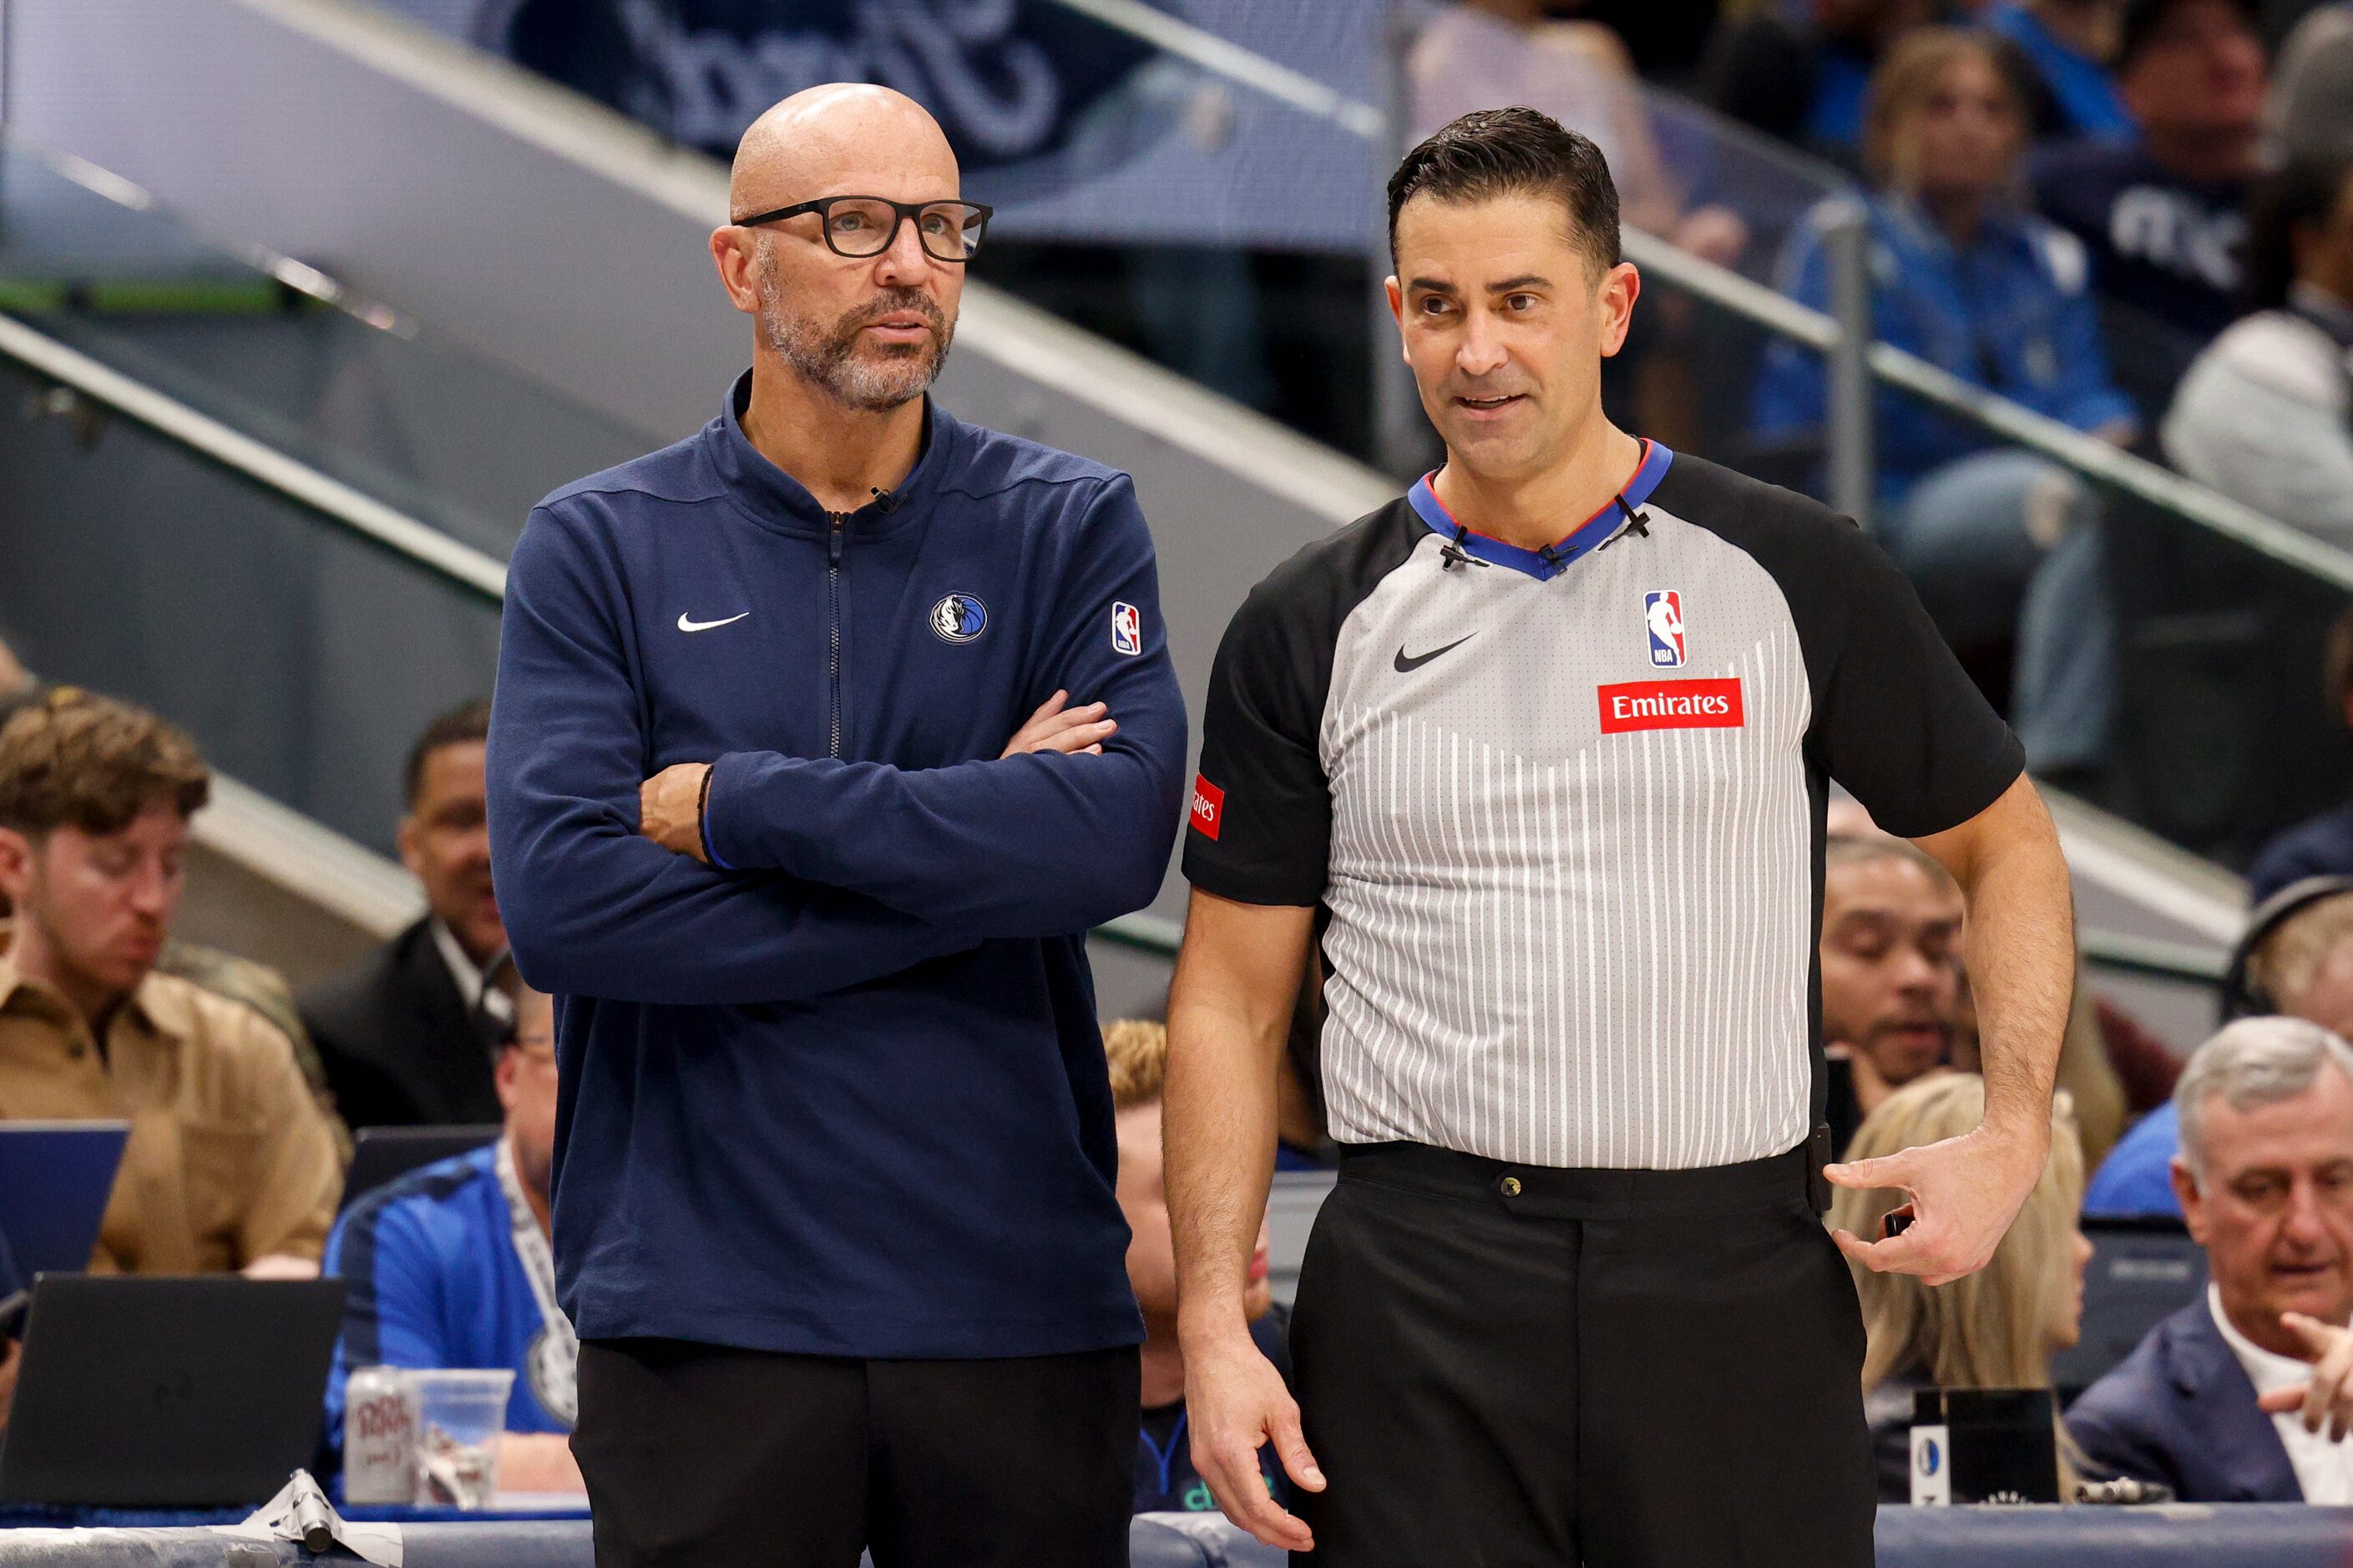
[
  {"xmin": 0, "ymin": 310, "xmax": 508, "ymax": 603},
  {"xmin": 1041, "ymin": 0, "xmax": 2353, "ymax": 594},
  {"xmin": 2077, "ymin": 929, "xmax": 2229, "ymax": 988}
]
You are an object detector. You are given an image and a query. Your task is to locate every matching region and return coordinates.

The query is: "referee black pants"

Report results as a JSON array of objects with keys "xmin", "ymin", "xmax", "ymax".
[
  {"xmin": 1291, "ymin": 1142, "xmax": 1875, "ymax": 1568},
  {"xmin": 571, "ymin": 1338, "xmax": 1137, "ymax": 1568}
]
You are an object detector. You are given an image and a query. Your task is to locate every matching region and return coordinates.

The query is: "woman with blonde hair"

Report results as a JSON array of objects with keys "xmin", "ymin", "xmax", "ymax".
[
  {"xmin": 1829, "ymin": 1072, "xmax": 2092, "ymax": 1498},
  {"xmin": 1753, "ymin": 27, "xmax": 2135, "ymax": 776}
]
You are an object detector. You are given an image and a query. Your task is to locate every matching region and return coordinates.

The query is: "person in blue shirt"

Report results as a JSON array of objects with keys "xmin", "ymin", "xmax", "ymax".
[
  {"xmin": 1102, "ymin": 1019, "xmax": 1293, "ymax": 1516},
  {"xmin": 1985, "ymin": 0, "xmax": 2138, "ymax": 142},
  {"xmin": 2030, "ymin": 0, "xmax": 2269, "ymax": 417},
  {"xmin": 1703, "ymin": 0, "xmax": 1940, "ymax": 168},
  {"xmin": 485, "ymin": 83, "xmax": 1186, "ymax": 1568},
  {"xmin": 1753, "ymin": 28, "xmax": 2137, "ymax": 777},
  {"xmin": 322, "ymin": 987, "xmax": 580, "ymax": 1495},
  {"xmin": 2083, "ymin": 1099, "xmax": 2185, "ymax": 1215},
  {"xmin": 2243, "ymin": 606, "xmax": 2353, "ymax": 909}
]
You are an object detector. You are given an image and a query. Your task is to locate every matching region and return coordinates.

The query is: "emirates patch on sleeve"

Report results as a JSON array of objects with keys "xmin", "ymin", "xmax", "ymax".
[
  {"xmin": 1596, "ymin": 677, "xmax": 1745, "ymax": 734},
  {"xmin": 1189, "ymin": 775, "xmax": 1226, "ymax": 839}
]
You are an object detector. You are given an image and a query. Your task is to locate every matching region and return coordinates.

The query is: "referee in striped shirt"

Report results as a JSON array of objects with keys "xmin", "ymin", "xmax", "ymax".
[{"xmin": 1163, "ymin": 109, "xmax": 2076, "ymax": 1565}]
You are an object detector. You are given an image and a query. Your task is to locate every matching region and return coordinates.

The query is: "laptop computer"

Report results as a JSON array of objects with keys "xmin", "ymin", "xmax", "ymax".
[
  {"xmin": 340, "ymin": 1124, "xmax": 500, "ymax": 1213},
  {"xmin": 2051, "ymin": 1214, "xmax": 2209, "ymax": 1404},
  {"xmin": 0, "ymin": 1120, "xmax": 129, "ymax": 1276},
  {"xmin": 0, "ymin": 1274, "xmax": 346, "ymax": 1506}
]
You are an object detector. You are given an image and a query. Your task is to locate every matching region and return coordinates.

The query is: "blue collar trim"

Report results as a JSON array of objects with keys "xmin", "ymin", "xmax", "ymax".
[{"xmin": 1406, "ymin": 440, "xmax": 1674, "ymax": 580}]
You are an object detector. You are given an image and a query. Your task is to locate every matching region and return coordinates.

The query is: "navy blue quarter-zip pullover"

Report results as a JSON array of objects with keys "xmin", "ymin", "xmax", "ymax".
[{"xmin": 486, "ymin": 374, "xmax": 1187, "ymax": 1358}]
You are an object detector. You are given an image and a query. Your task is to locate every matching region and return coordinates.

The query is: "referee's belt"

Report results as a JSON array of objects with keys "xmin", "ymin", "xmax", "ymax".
[{"xmin": 1334, "ymin": 1140, "xmax": 1814, "ymax": 1220}]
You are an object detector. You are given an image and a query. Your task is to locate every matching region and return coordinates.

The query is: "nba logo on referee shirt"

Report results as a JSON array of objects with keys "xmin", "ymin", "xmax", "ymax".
[
  {"xmin": 1644, "ymin": 590, "xmax": 1686, "ymax": 667},
  {"xmin": 1111, "ymin": 601, "xmax": 1141, "ymax": 656}
]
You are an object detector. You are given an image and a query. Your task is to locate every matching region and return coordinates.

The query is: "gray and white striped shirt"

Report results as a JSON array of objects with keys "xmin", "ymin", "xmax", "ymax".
[{"xmin": 1183, "ymin": 446, "xmax": 2021, "ymax": 1170}]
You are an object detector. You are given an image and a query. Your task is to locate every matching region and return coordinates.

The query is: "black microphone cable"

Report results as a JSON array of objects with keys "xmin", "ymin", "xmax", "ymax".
[{"xmin": 1596, "ymin": 493, "xmax": 1652, "ymax": 553}]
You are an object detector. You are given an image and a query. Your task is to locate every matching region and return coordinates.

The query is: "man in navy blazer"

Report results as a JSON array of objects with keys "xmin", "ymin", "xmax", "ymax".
[
  {"xmin": 2067, "ymin": 1297, "xmax": 2304, "ymax": 1500},
  {"xmin": 2069, "ymin": 1018, "xmax": 2353, "ymax": 1500}
]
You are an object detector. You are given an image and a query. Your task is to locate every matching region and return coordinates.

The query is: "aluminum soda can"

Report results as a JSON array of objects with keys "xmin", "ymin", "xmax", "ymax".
[{"xmin": 343, "ymin": 1366, "xmax": 417, "ymax": 1505}]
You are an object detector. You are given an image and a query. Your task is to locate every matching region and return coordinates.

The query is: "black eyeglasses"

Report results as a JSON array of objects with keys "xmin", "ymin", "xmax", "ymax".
[{"xmin": 732, "ymin": 195, "xmax": 994, "ymax": 262}]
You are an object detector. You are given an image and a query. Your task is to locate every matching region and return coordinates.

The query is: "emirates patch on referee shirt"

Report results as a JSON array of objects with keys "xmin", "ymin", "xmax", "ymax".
[
  {"xmin": 1596, "ymin": 677, "xmax": 1745, "ymax": 734},
  {"xmin": 1190, "ymin": 775, "xmax": 1226, "ymax": 839}
]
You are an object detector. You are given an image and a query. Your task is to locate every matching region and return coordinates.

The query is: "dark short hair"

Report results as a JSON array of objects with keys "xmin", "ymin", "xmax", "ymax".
[
  {"xmin": 0, "ymin": 687, "xmax": 210, "ymax": 838},
  {"xmin": 2117, "ymin": 0, "xmax": 2257, "ymax": 73},
  {"xmin": 2246, "ymin": 157, "xmax": 2353, "ymax": 313},
  {"xmin": 403, "ymin": 697, "xmax": 492, "ymax": 809},
  {"xmin": 1386, "ymin": 107, "xmax": 1621, "ymax": 276}
]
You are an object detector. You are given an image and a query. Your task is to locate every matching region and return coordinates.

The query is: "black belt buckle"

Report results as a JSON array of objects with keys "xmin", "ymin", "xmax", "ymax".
[{"xmin": 1807, "ymin": 1122, "xmax": 1834, "ymax": 1215}]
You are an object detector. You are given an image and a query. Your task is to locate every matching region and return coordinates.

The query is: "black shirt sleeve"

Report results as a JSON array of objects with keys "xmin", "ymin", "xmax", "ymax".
[
  {"xmin": 1183, "ymin": 503, "xmax": 1424, "ymax": 907},
  {"xmin": 1805, "ymin": 509, "xmax": 2027, "ymax": 838},
  {"xmin": 1183, "ymin": 576, "xmax": 1336, "ymax": 907},
  {"xmin": 1652, "ymin": 458, "xmax": 2024, "ymax": 840}
]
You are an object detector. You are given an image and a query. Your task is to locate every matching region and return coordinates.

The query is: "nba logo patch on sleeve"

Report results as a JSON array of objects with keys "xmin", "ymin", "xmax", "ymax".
[
  {"xmin": 1644, "ymin": 589, "xmax": 1686, "ymax": 668},
  {"xmin": 1111, "ymin": 601, "xmax": 1142, "ymax": 657}
]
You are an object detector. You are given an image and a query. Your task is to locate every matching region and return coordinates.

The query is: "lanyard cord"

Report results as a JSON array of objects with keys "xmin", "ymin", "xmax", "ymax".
[{"xmin": 1139, "ymin": 1409, "xmax": 1190, "ymax": 1499}]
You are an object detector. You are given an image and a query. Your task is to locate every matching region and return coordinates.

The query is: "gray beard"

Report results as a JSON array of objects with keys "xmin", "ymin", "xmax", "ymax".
[{"xmin": 758, "ymin": 266, "xmax": 954, "ymax": 413}]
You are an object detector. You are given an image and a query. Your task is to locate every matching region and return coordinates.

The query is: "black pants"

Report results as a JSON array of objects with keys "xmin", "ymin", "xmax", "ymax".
[
  {"xmin": 572, "ymin": 1338, "xmax": 1138, "ymax": 1568},
  {"xmin": 1292, "ymin": 1143, "xmax": 1875, "ymax": 1568}
]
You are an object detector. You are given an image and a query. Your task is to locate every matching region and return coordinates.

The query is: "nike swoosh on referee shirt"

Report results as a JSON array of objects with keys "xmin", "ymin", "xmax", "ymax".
[
  {"xmin": 677, "ymin": 611, "xmax": 750, "ymax": 633},
  {"xmin": 1394, "ymin": 635, "xmax": 1474, "ymax": 673}
]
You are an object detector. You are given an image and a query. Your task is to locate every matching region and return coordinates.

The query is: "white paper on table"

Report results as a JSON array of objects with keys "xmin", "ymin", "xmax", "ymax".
[{"xmin": 216, "ymin": 1470, "xmax": 405, "ymax": 1567}]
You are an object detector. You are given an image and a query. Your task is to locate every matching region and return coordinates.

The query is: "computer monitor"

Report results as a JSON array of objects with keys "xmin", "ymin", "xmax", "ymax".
[
  {"xmin": 0, "ymin": 1121, "xmax": 129, "ymax": 1276},
  {"xmin": 341, "ymin": 1124, "xmax": 500, "ymax": 1213},
  {"xmin": 2052, "ymin": 1214, "xmax": 2208, "ymax": 1404},
  {"xmin": 0, "ymin": 1274, "xmax": 346, "ymax": 1506}
]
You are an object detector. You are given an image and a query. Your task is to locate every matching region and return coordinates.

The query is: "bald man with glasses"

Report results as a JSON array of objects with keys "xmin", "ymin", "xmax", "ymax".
[{"xmin": 487, "ymin": 84, "xmax": 1187, "ymax": 1568}]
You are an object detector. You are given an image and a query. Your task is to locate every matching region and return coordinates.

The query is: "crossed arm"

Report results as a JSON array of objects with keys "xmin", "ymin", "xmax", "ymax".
[{"xmin": 638, "ymin": 690, "xmax": 1115, "ymax": 861}]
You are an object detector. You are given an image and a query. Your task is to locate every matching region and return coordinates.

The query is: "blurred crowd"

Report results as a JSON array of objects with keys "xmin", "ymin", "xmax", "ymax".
[{"xmin": 1407, "ymin": 0, "xmax": 2351, "ymax": 791}]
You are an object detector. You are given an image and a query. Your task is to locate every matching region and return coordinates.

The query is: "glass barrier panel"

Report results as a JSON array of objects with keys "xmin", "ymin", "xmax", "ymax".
[
  {"xmin": 0, "ymin": 350, "xmax": 501, "ymax": 858},
  {"xmin": 0, "ymin": 139, "xmax": 652, "ymax": 558}
]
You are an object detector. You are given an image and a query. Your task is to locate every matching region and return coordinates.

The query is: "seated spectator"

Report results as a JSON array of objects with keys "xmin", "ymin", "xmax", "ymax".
[
  {"xmin": 2249, "ymin": 613, "xmax": 2353, "ymax": 902},
  {"xmin": 0, "ymin": 629, "xmax": 344, "ymax": 1151},
  {"xmin": 2069, "ymin": 1017, "xmax": 2353, "ymax": 1500},
  {"xmin": 1413, "ymin": 1, "xmax": 1671, "ymax": 232},
  {"xmin": 2267, "ymin": 0, "xmax": 2353, "ymax": 160},
  {"xmin": 1753, "ymin": 28, "xmax": 2135, "ymax": 775},
  {"xmin": 1986, "ymin": 0, "xmax": 2138, "ymax": 140},
  {"xmin": 0, "ymin": 689, "xmax": 341, "ymax": 1273},
  {"xmin": 2163, "ymin": 157, "xmax": 2353, "ymax": 540},
  {"xmin": 1829, "ymin": 1074, "xmax": 2090, "ymax": 1500},
  {"xmin": 322, "ymin": 984, "xmax": 581, "ymax": 1495},
  {"xmin": 1820, "ymin": 835, "xmax": 1966, "ymax": 1149},
  {"xmin": 2031, "ymin": 0, "xmax": 2269, "ymax": 414},
  {"xmin": 1411, "ymin": 0, "xmax": 1749, "ymax": 262},
  {"xmin": 1104, "ymin": 1019, "xmax": 1288, "ymax": 1515},
  {"xmin": 1703, "ymin": 0, "xmax": 1936, "ymax": 167},
  {"xmin": 302, "ymin": 699, "xmax": 507, "ymax": 1130},
  {"xmin": 1817, "ymin": 802, "xmax": 2138, "ymax": 1158},
  {"xmin": 2088, "ymin": 886, "xmax": 2353, "ymax": 1214}
]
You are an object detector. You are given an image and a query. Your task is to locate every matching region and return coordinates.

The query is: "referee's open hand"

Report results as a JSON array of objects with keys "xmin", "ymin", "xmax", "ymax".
[
  {"xmin": 1185, "ymin": 1329, "xmax": 1324, "ymax": 1550},
  {"xmin": 1824, "ymin": 1121, "xmax": 2049, "ymax": 1287}
]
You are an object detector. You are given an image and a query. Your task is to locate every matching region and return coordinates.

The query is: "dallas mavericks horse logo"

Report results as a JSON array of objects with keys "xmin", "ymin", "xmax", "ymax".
[{"xmin": 931, "ymin": 593, "xmax": 988, "ymax": 645}]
